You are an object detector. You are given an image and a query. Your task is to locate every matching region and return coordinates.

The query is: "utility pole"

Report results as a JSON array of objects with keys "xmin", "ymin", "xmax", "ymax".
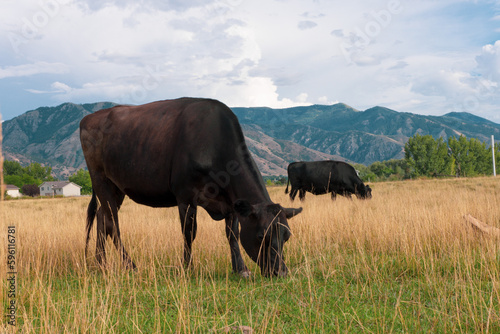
[{"xmin": 492, "ymin": 135, "xmax": 496, "ymax": 177}]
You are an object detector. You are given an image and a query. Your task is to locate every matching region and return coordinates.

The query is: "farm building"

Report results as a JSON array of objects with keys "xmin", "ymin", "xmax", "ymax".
[
  {"xmin": 5, "ymin": 184, "xmax": 21, "ymax": 198},
  {"xmin": 39, "ymin": 181, "xmax": 81, "ymax": 197}
]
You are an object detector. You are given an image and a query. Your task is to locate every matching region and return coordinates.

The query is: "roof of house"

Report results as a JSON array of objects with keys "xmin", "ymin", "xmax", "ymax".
[
  {"xmin": 5, "ymin": 184, "xmax": 20, "ymax": 190},
  {"xmin": 39, "ymin": 181, "xmax": 82, "ymax": 189}
]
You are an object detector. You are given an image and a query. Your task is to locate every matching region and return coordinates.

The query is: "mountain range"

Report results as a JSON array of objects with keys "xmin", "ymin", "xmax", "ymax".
[{"xmin": 2, "ymin": 101, "xmax": 500, "ymax": 179}]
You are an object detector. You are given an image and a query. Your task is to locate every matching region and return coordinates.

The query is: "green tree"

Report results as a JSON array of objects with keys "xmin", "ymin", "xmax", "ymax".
[
  {"xmin": 21, "ymin": 174, "xmax": 39, "ymax": 186},
  {"xmin": 405, "ymin": 134, "xmax": 454, "ymax": 177},
  {"xmin": 4, "ymin": 175, "xmax": 23, "ymax": 188},
  {"xmin": 3, "ymin": 161, "xmax": 55, "ymax": 188},
  {"xmin": 3, "ymin": 161, "xmax": 23, "ymax": 176},
  {"xmin": 370, "ymin": 161, "xmax": 394, "ymax": 179},
  {"xmin": 24, "ymin": 162, "xmax": 54, "ymax": 182},
  {"xmin": 449, "ymin": 136, "xmax": 493, "ymax": 177},
  {"xmin": 353, "ymin": 164, "xmax": 376, "ymax": 182},
  {"xmin": 448, "ymin": 136, "xmax": 473, "ymax": 177},
  {"xmin": 469, "ymin": 138, "xmax": 490, "ymax": 175},
  {"xmin": 383, "ymin": 159, "xmax": 407, "ymax": 180},
  {"xmin": 276, "ymin": 177, "xmax": 287, "ymax": 185},
  {"xmin": 69, "ymin": 169, "xmax": 92, "ymax": 195}
]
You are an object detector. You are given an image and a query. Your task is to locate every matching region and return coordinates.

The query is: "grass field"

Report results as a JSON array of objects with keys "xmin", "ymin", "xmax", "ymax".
[{"xmin": 1, "ymin": 177, "xmax": 500, "ymax": 333}]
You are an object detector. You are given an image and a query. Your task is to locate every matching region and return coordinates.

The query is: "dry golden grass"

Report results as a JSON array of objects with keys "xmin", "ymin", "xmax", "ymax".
[{"xmin": 1, "ymin": 176, "xmax": 500, "ymax": 332}]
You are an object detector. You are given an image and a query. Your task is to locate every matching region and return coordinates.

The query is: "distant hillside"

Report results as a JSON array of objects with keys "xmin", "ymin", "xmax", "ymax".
[
  {"xmin": 2, "ymin": 102, "xmax": 116, "ymax": 178},
  {"xmin": 241, "ymin": 124, "xmax": 344, "ymax": 175},
  {"xmin": 3, "ymin": 101, "xmax": 500, "ymax": 178},
  {"xmin": 232, "ymin": 104, "xmax": 500, "ymax": 164}
]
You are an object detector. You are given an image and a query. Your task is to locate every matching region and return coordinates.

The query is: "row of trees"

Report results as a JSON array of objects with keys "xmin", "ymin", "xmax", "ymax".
[
  {"xmin": 405, "ymin": 134, "xmax": 498, "ymax": 178},
  {"xmin": 355, "ymin": 134, "xmax": 500, "ymax": 182},
  {"xmin": 355, "ymin": 159, "xmax": 408, "ymax": 182}
]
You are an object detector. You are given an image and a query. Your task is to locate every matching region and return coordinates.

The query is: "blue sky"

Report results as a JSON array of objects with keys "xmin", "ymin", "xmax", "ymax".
[{"xmin": 1, "ymin": 0, "xmax": 500, "ymax": 122}]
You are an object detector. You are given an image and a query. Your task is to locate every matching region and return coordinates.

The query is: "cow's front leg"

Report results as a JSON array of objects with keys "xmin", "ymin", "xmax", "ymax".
[
  {"xmin": 225, "ymin": 215, "xmax": 251, "ymax": 277},
  {"xmin": 178, "ymin": 204, "xmax": 198, "ymax": 268}
]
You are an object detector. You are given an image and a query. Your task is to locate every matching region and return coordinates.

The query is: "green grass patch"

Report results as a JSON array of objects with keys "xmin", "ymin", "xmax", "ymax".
[{"xmin": 6, "ymin": 249, "xmax": 499, "ymax": 333}]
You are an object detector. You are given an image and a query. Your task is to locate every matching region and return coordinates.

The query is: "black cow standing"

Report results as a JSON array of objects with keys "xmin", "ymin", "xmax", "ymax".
[
  {"xmin": 285, "ymin": 161, "xmax": 372, "ymax": 201},
  {"xmin": 80, "ymin": 97, "xmax": 302, "ymax": 277}
]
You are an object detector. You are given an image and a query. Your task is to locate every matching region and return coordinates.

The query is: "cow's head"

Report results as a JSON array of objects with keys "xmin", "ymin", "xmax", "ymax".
[
  {"xmin": 234, "ymin": 200, "xmax": 302, "ymax": 277},
  {"xmin": 356, "ymin": 184, "xmax": 372, "ymax": 199}
]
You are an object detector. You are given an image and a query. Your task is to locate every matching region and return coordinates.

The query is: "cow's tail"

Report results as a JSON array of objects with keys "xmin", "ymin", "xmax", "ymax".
[
  {"xmin": 285, "ymin": 178, "xmax": 290, "ymax": 194},
  {"xmin": 85, "ymin": 190, "xmax": 98, "ymax": 261}
]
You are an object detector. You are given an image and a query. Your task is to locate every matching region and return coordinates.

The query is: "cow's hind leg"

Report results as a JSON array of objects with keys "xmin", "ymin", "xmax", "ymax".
[
  {"xmin": 178, "ymin": 203, "xmax": 198, "ymax": 268},
  {"xmin": 330, "ymin": 191, "xmax": 337, "ymax": 201},
  {"xmin": 94, "ymin": 180, "xmax": 136, "ymax": 270},
  {"xmin": 225, "ymin": 214, "xmax": 251, "ymax": 277},
  {"xmin": 289, "ymin": 187, "xmax": 298, "ymax": 201},
  {"xmin": 299, "ymin": 189, "xmax": 306, "ymax": 201}
]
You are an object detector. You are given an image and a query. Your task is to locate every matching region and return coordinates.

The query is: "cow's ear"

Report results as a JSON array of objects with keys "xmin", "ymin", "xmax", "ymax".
[
  {"xmin": 283, "ymin": 207, "xmax": 302, "ymax": 219},
  {"xmin": 234, "ymin": 200, "xmax": 256, "ymax": 217}
]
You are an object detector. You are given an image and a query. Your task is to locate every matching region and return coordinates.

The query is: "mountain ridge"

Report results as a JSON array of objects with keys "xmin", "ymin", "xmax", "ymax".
[{"xmin": 3, "ymin": 101, "xmax": 500, "ymax": 178}]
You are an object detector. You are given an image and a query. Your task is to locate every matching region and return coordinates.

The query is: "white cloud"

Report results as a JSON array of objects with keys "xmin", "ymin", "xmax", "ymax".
[
  {"xmin": 318, "ymin": 96, "xmax": 338, "ymax": 105},
  {"xmin": 1, "ymin": 0, "xmax": 500, "ymax": 122},
  {"xmin": 51, "ymin": 81, "xmax": 72, "ymax": 93},
  {"xmin": 296, "ymin": 93, "xmax": 309, "ymax": 103},
  {"xmin": 476, "ymin": 41, "xmax": 500, "ymax": 82},
  {"xmin": 0, "ymin": 62, "xmax": 68, "ymax": 79},
  {"xmin": 8, "ymin": 0, "xmax": 312, "ymax": 109}
]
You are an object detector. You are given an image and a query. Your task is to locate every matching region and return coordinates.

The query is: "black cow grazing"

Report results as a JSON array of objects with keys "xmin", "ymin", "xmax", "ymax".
[
  {"xmin": 285, "ymin": 161, "xmax": 372, "ymax": 201},
  {"xmin": 80, "ymin": 97, "xmax": 302, "ymax": 277}
]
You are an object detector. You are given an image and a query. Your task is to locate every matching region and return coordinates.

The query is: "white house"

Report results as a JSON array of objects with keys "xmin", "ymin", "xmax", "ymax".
[
  {"xmin": 5, "ymin": 184, "xmax": 21, "ymax": 198},
  {"xmin": 39, "ymin": 181, "xmax": 81, "ymax": 197}
]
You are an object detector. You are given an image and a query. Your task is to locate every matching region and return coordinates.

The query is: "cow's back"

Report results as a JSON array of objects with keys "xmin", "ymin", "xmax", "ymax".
[
  {"xmin": 288, "ymin": 161, "xmax": 335, "ymax": 192},
  {"xmin": 80, "ymin": 98, "xmax": 247, "ymax": 206}
]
